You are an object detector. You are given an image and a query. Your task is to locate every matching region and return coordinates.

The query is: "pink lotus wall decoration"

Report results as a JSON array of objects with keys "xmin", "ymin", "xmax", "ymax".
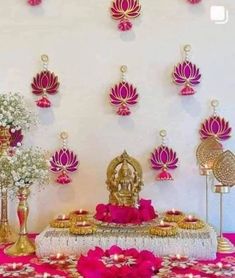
[
  {"xmin": 200, "ymin": 100, "xmax": 232, "ymax": 141},
  {"xmin": 28, "ymin": 0, "xmax": 42, "ymax": 5},
  {"xmin": 31, "ymin": 55, "xmax": 60, "ymax": 108},
  {"xmin": 188, "ymin": 0, "xmax": 201, "ymax": 4},
  {"xmin": 50, "ymin": 132, "xmax": 79, "ymax": 185},
  {"xmin": 111, "ymin": 0, "xmax": 141, "ymax": 31},
  {"xmin": 150, "ymin": 130, "xmax": 178, "ymax": 181},
  {"xmin": 109, "ymin": 65, "xmax": 139, "ymax": 116},
  {"xmin": 173, "ymin": 45, "xmax": 201, "ymax": 96}
]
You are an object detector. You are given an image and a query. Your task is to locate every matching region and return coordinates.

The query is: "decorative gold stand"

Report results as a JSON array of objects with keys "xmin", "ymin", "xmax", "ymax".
[
  {"xmin": 0, "ymin": 189, "xmax": 17, "ymax": 244},
  {"xmin": 213, "ymin": 184, "xmax": 235, "ymax": 254},
  {"xmin": 196, "ymin": 136, "xmax": 223, "ymax": 223},
  {"xmin": 5, "ymin": 187, "xmax": 35, "ymax": 256}
]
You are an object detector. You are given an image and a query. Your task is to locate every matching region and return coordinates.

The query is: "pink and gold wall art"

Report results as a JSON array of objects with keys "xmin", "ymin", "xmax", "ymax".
[
  {"xmin": 199, "ymin": 100, "xmax": 232, "ymax": 141},
  {"xmin": 31, "ymin": 55, "xmax": 60, "ymax": 108},
  {"xmin": 150, "ymin": 130, "xmax": 178, "ymax": 181},
  {"xmin": 110, "ymin": 0, "xmax": 141, "ymax": 31},
  {"xmin": 187, "ymin": 0, "xmax": 201, "ymax": 4},
  {"xmin": 28, "ymin": 0, "xmax": 42, "ymax": 5},
  {"xmin": 50, "ymin": 132, "xmax": 79, "ymax": 185},
  {"xmin": 172, "ymin": 45, "xmax": 201, "ymax": 96},
  {"xmin": 109, "ymin": 65, "xmax": 139, "ymax": 116}
]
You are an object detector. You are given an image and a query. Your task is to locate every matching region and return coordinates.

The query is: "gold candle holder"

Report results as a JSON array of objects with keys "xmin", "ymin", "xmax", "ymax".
[
  {"xmin": 149, "ymin": 220, "xmax": 178, "ymax": 237},
  {"xmin": 164, "ymin": 209, "xmax": 185, "ymax": 223},
  {"xmin": 178, "ymin": 215, "xmax": 205, "ymax": 230},
  {"xmin": 70, "ymin": 221, "xmax": 96, "ymax": 235},
  {"xmin": 5, "ymin": 187, "xmax": 35, "ymax": 256},
  {"xmin": 50, "ymin": 215, "xmax": 71, "ymax": 229},
  {"xmin": 213, "ymin": 184, "xmax": 235, "ymax": 253},
  {"xmin": 212, "ymin": 150, "xmax": 235, "ymax": 254},
  {"xmin": 69, "ymin": 209, "xmax": 89, "ymax": 222}
]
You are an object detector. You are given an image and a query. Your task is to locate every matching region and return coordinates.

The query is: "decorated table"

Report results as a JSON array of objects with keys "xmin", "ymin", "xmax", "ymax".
[
  {"xmin": 35, "ymin": 222, "xmax": 217, "ymax": 260},
  {"xmin": 0, "ymin": 234, "xmax": 234, "ymax": 278}
]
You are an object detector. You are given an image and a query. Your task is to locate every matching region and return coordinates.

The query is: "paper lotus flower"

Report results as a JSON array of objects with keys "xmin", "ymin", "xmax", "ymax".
[
  {"xmin": 111, "ymin": 0, "xmax": 141, "ymax": 31},
  {"xmin": 77, "ymin": 245, "xmax": 162, "ymax": 278},
  {"xmin": 173, "ymin": 61, "xmax": 201, "ymax": 95},
  {"xmin": 110, "ymin": 82, "xmax": 138, "ymax": 116},
  {"xmin": 200, "ymin": 116, "xmax": 232, "ymax": 141},
  {"xmin": 151, "ymin": 145, "xmax": 178, "ymax": 181},
  {"xmin": 50, "ymin": 148, "xmax": 79, "ymax": 185},
  {"xmin": 31, "ymin": 70, "xmax": 59, "ymax": 108}
]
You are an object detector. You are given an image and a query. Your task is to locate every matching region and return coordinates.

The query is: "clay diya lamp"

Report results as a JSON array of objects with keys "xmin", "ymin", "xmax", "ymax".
[
  {"xmin": 0, "ymin": 263, "xmax": 35, "ymax": 277},
  {"xmin": 178, "ymin": 215, "xmax": 205, "ymax": 230},
  {"xmin": 149, "ymin": 220, "xmax": 178, "ymax": 237},
  {"xmin": 69, "ymin": 209, "xmax": 89, "ymax": 222},
  {"xmin": 69, "ymin": 221, "xmax": 96, "ymax": 235},
  {"xmin": 201, "ymin": 262, "xmax": 235, "ymax": 277},
  {"xmin": 162, "ymin": 254, "xmax": 197, "ymax": 269},
  {"xmin": 164, "ymin": 208, "xmax": 185, "ymax": 223},
  {"xmin": 35, "ymin": 273, "xmax": 66, "ymax": 278},
  {"xmin": 40, "ymin": 253, "xmax": 76, "ymax": 268},
  {"xmin": 50, "ymin": 214, "xmax": 71, "ymax": 229}
]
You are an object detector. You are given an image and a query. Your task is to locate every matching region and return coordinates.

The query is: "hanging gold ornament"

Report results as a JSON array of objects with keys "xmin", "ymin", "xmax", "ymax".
[
  {"xmin": 213, "ymin": 150, "xmax": 235, "ymax": 187},
  {"xmin": 196, "ymin": 137, "xmax": 223, "ymax": 171}
]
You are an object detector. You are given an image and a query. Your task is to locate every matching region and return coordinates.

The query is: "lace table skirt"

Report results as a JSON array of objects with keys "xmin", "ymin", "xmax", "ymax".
[{"xmin": 35, "ymin": 224, "xmax": 217, "ymax": 260}]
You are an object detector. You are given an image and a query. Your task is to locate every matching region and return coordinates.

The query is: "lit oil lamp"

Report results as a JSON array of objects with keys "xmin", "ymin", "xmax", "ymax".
[
  {"xmin": 50, "ymin": 214, "xmax": 71, "ymax": 229},
  {"xmin": 149, "ymin": 220, "xmax": 178, "ymax": 237},
  {"xmin": 162, "ymin": 254, "xmax": 197, "ymax": 269},
  {"xmin": 100, "ymin": 253, "xmax": 136, "ymax": 268},
  {"xmin": 0, "ymin": 263, "xmax": 35, "ymax": 277},
  {"xmin": 69, "ymin": 209, "xmax": 89, "ymax": 222},
  {"xmin": 201, "ymin": 262, "xmax": 235, "ymax": 277},
  {"xmin": 69, "ymin": 221, "xmax": 96, "ymax": 235},
  {"xmin": 40, "ymin": 253, "xmax": 76, "ymax": 268},
  {"xmin": 178, "ymin": 215, "xmax": 205, "ymax": 230},
  {"xmin": 164, "ymin": 208, "xmax": 185, "ymax": 223},
  {"xmin": 172, "ymin": 274, "xmax": 205, "ymax": 278},
  {"xmin": 35, "ymin": 273, "xmax": 66, "ymax": 278}
]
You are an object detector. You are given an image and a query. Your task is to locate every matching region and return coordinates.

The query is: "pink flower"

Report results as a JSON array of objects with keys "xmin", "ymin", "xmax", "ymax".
[{"xmin": 77, "ymin": 246, "xmax": 161, "ymax": 278}]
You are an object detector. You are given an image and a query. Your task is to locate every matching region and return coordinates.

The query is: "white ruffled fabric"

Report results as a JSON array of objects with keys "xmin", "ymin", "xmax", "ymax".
[{"xmin": 35, "ymin": 224, "xmax": 217, "ymax": 260}]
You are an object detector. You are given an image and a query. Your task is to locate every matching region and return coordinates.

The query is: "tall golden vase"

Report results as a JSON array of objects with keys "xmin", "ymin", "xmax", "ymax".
[
  {"xmin": 5, "ymin": 187, "xmax": 35, "ymax": 256},
  {"xmin": 0, "ymin": 188, "xmax": 16, "ymax": 244}
]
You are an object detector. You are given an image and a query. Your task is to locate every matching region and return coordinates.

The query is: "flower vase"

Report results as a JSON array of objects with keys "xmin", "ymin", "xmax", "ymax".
[
  {"xmin": 5, "ymin": 187, "xmax": 35, "ymax": 256},
  {"xmin": 0, "ymin": 188, "xmax": 17, "ymax": 244}
]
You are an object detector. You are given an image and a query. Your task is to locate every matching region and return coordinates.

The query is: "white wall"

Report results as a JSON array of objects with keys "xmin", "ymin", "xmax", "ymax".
[{"xmin": 1, "ymin": 0, "xmax": 234, "ymax": 233}]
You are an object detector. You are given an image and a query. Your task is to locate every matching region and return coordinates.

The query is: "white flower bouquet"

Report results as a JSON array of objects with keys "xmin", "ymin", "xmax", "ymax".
[
  {"xmin": 0, "ymin": 92, "xmax": 36, "ymax": 131},
  {"xmin": 10, "ymin": 148, "xmax": 49, "ymax": 191}
]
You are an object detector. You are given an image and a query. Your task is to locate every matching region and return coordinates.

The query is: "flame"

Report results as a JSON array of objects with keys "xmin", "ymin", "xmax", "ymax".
[
  {"xmin": 12, "ymin": 263, "xmax": 17, "ymax": 270},
  {"xmin": 217, "ymin": 262, "xmax": 223, "ymax": 269},
  {"xmin": 160, "ymin": 220, "xmax": 165, "ymax": 226},
  {"xmin": 176, "ymin": 254, "xmax": 181, "ymax": 260},
  {"xmin": 113, "ymin": 254, "xmax": 119, "ymax": 261}
]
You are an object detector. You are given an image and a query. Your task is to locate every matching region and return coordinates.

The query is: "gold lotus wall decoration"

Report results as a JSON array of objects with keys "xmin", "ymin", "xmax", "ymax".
[
  {"xmin": 196, "ymin": 136, "xmax": 223, "ymax": 222},
  {"xmin": 212, "ymin": 150, "xmax": 235, "ymax": 254}
]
